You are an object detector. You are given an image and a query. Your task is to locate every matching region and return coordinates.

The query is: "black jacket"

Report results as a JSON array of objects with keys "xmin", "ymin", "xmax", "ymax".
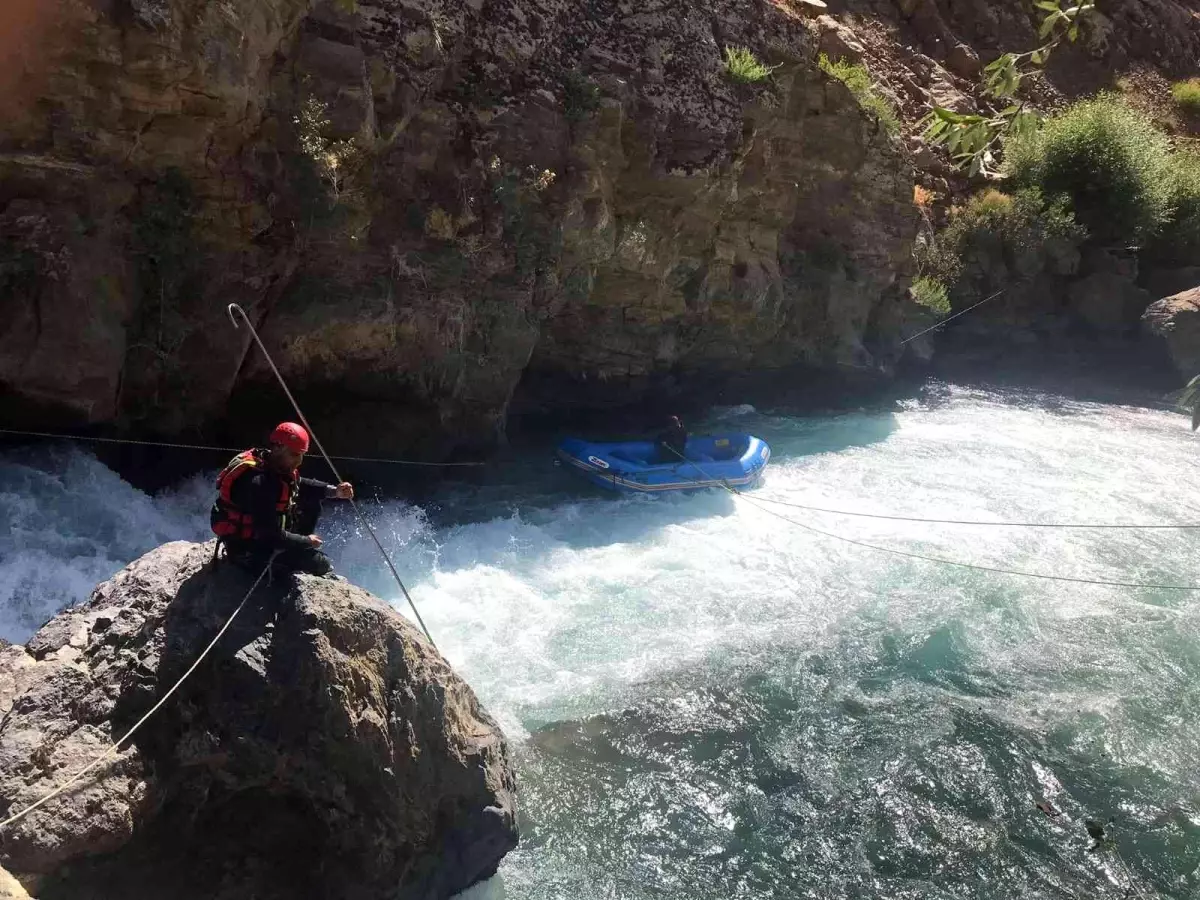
[
  {"xmin": 227, "ymin": 459, "xmax": 332, "ymax": 552},
  {"xmin": 655, "ymin": 423, "xmax": 688, "ymax": 461}
]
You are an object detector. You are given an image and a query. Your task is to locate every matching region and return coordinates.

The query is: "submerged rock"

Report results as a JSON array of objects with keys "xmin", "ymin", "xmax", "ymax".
[{"xmin": 0, "ymin": 542, "xmax": 517, "ymax": 900}]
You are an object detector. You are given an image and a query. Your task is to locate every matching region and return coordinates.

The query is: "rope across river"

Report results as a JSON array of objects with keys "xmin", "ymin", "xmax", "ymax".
[
  {"xmin": 746, "ymin": 493, "xmax": 1200, "ymax": 530},
  {"xmin": 665, "ymin": 450, "xmax": 1200, "ymax": 592},
  {"xmin": 1, "ymin": 305, "xmax": 441, "ymax": 834},
  {"xmin": 5, "ymin": 427, "xmax": 1193, "ymax": 531},
  {"xmin": 2, "ymin": 394, "xmax": 1194, "ymax": 839},
  {"xmin": 226, "ymin": 304, "xmax": 436, "ymax": 647},
  {"xmin": 0, "ymin": 428, "xmax": 486, "ymax": 468}
]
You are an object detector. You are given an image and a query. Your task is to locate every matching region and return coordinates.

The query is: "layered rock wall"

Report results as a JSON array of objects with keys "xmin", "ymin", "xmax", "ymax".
[{"xmin": 0, "ymin": 0, "xmax": 918, "ymax": 456}]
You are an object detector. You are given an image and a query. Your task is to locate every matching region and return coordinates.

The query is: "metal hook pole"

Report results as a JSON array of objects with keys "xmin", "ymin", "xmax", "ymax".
[{"xmin": 227, "ymin": 303, "xmax": 437, "ymax": 647}]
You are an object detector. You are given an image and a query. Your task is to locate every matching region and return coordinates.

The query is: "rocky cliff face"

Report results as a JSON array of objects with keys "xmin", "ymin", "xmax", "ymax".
[
  {"xmin": 0, "ymin": 541, "xmax": 517, "ymax": 900},
  {"xmin": 0, "ymin": 0, "xmax": 919, "ymax": 457}
]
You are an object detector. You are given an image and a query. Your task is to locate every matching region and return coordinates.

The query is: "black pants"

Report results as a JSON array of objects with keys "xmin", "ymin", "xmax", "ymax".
[
  {"xmin": 224, "ymin": 497, "xmax": 332, "ymax": 577},
  {"xmin": 654, "ymin": 441, "xmax": 687, "ymax": 464}
]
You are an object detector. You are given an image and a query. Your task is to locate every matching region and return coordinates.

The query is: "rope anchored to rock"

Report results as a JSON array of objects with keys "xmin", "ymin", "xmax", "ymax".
[
  {"xmin": 0, "ymin": 558, "xmax": 274, "ymax": 833},
  {"xmin": 227, "ymin": 303, "xmax": 437, "ymax": 647}
]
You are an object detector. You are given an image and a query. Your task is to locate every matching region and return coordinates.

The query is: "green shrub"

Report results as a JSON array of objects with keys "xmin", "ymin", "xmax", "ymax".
[
  {"xmin": 724, "ymin": 47, "xmax": 777, "ymax": 85},
  {"xmin": 818, "ymin": 54, "xmax": 900, "ymax": 136},
  {"xmin": 1003, "ymin": 95, "xmax": 1174, "ymax": 246},
  {"xmin": 1146, "ymin": 151, "xmax": 1200, "ymax": 264},
  {"xmin": 563, "ymin": 71, "xmax": 601, "ymax": 124},
  {"xmin": 918, "ymin": 188, "xmax": 1087, "ymax": 298},
  {"xmin": 1172, "ymin": 79, "xmax": 1200, "ymax": 114},
  {"xmin": 910, "ymin": 276, "xmax": 950, "ymax": 314}
]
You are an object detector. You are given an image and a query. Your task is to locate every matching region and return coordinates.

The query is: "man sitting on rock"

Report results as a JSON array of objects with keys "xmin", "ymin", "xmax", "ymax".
[{"xmin": 211, "ymin": 422, "xmax": 354, "ymax": 577}]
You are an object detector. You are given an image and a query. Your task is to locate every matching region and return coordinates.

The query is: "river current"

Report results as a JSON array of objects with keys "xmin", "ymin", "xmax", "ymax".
[{"xmin": 2, "ymin": 385, "xmax": 1198, "ymax": 898}]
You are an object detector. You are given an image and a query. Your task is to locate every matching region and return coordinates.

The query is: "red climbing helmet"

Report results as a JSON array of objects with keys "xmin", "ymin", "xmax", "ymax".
[{"xmin": 270, "ymin": 422, "xmax": 310, "ymax": 453}]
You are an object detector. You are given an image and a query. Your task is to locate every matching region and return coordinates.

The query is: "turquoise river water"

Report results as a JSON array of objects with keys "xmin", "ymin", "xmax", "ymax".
[{"xmin": 2, "ymin": 385, "xmax": 1198, "ymax": 898}]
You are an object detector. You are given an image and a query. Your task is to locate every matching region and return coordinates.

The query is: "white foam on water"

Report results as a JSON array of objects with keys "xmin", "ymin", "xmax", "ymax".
[
  {"xmin": 348, "ymin": 389, "xmax": 1200, "ymax": 747},
  {"xmin": 4, "ymin": 386, "xmax": 1199, "ymax": 899},
  {"xmin": 0, "ymin": 448, "xmax": 211, "ymax": 642}
]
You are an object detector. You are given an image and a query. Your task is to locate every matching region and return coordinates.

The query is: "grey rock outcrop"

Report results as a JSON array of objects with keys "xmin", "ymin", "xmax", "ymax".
[
  {"xmin": 0, "ymin": 542, "xmax": 517, "ymax": 900},
  {"xmin": 1143, "ymin": 286, "xmax": 1200, "ymax": 383}
]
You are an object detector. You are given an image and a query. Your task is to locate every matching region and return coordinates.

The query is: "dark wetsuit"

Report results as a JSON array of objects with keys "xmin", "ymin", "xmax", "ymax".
[
  {"xmin": 654, "ymin": 422, "xmax": 689, "ymax": 464},
  {"xmin": 219, "ymin": 458, "xmax": 335, "ymax": 576}
]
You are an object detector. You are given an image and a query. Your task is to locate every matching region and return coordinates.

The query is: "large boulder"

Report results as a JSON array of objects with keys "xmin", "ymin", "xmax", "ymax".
[
  {"xmin": 0, "ymin": 542, "xmax": 517, "ymax": 900},
  {"xmin": 1142, "ymin": 286, "xmax": 1200, "ymax": 382}
]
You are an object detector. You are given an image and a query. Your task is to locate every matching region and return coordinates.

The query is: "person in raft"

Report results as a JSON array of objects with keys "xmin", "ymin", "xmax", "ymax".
[
  {"xmin": 654, "ymin": 415, "xmax": 689, "ymax": 464},
  {"xmin": 210, "ymin": 422, "xmax": 354, "ymax": 577}
]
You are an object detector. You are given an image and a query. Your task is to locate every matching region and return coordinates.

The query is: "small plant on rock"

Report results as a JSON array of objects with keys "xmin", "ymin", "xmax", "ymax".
[
  {"xmin": 819, "ymin": 54, "xmax": 900, "ymax": 136},
  {"xmin": 295, "ymin": 95, "xmax": 361, "ymax": 203},
  {"xmin": 910, "ymin": 276, "xmax": 950, "ymax": 314},
  {"xmin": 563, "ymin": 71, "xmax": 601, "ymax": 124},
  {"xmin": 724, "ymin": 47, "xmax": 778, "ymax": 85},
  {"xmin": 1172, "ymin": 79, "xmax": 1200, "ymax": 114}
]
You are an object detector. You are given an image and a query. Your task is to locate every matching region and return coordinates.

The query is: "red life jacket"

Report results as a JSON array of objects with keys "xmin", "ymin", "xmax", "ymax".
[{"xmin": 210, "ymin": 449, "xmax": 298, "ymax": 542}]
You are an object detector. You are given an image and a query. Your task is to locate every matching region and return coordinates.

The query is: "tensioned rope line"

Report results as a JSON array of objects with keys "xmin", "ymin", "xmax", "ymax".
[
  {"xmin": 900, "ymin": 288, "xmax": 1007, "ymax": 346},
  {"xmin": 664, "ymin": 450, "xmax": 1200, "ymax": 591},
  {"xmin": 227, "ymin": 303, "xmax": 437, "ymax": 647},
  {"xmin": 0, "ymin": 428, "xmax": 487, "ymax": 468},
  {"xmin": 746, "ymin": 493, "xmax": 1200, "ymax": 530},
  {"xmin": 0, "ymin": 558, "xmax": 274, "ymax": 832},
  {"xmin": 734, "ymin": 491, "xmax": 1200, "ymax": 590}
]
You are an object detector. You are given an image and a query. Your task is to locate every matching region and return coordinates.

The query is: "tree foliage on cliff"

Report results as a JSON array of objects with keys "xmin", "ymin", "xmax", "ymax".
[
  {"xmin": 563, "ymin": 71, "xmax": 601, "ymax": 124},
  {"xmin": 910, "ymin": 276, "xmax": 950, "ymax": 314},
  {"xmin": 295, "ymin": 95, "xmax": 360, "ymax": 204},
  {"xmin": 922, "ymin": 0, "xmax": 1094, "ymax": 175},
  {"xmin": 918, "ymin": 188, "xmax": 1086, "ymax": 299},
  {"xmin": 1004, "ymin": 96, "xmax": 1175, "ymax": 247},
  {"xmin": 1150, "ymin": 151, "xmax": 1200, "ymax": 264}
]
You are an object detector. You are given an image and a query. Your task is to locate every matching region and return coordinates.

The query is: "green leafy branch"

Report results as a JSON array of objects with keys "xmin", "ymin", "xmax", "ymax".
[{"xmin": 920, "ymin": 0, "xmax": 1094, "ymax": 176}]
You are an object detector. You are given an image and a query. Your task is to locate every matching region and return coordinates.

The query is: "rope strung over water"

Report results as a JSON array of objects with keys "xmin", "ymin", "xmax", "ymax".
[
  {"xmin": 0, "ymin": 428, "xmax": 487, "ymax": 468},
  {"xmin": 666, "ymin": 452, "xmax": 1200, "ymax": 591},
  {"xmin": 0, "ymin": 557, "xmax": 274, "ymax": 833},
  {"xmin": 748, "ymin": 493, "xmax": 1200, "ymax": 530},
  {"xmin": 227, "ymin": 304, "xmax": 437, "ymax": 647},
  {"xmin": 900, "ymin": 288, "xmax": 1007, "ymax": 346}
]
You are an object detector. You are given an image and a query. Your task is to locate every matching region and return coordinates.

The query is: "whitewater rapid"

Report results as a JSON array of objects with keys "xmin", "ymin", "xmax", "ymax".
[{"xmin": 3, "ymin": 385, "xmax": 1198, "ymax": 898}]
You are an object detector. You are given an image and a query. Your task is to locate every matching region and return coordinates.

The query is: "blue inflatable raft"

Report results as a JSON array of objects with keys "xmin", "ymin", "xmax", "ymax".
[{"xmin": 557, "ymin": 434, "xmax": 771, "ymax": 494}]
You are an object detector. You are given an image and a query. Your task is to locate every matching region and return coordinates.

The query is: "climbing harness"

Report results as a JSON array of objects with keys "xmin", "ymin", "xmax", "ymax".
[
  {"xmin": 747, "ymin": 493, "xmax": 1200, "ymax": 530},
  {"xmin": 226, "ymin": 303, "xmax": 437, "ymax": 647},
  {"xmin": 0, "ymin": 557, "xmax": 275, "ymax": 833},
  {"xmin": 0, "ymin": 428, "xmax": 487, "ymax": 468},
  {"xmin": 665, "ymin": 449, "xmax": 1200, "ymax": 591},
  {"xmin": 210, "ymin": 449, "xmax": 298, "ymax": 542}
]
